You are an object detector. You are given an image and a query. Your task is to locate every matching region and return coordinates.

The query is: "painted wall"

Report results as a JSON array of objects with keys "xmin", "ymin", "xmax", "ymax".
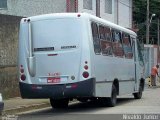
[
  {"xmin": 78, "ymin": 0, "xmax": 96, "ymax": 16},
  {"xmin": 79, "ymin": 0, "xmax": 132, "ymax": 28},
  {"xmin": 0, "ymin": 0, "xmax": 132, "ymax": 28},
  {"xmin": 118, "ymin": 0, "xmax": 132, "ymax": 28}
]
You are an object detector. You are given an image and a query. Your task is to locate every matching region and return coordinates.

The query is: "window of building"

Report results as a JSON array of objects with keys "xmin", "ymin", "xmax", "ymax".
[
  {"xmin": 91, "ymin": 22, "xmax": 101, "ymax": 54},
  {"xmin": 99, "ymin": 25, "xmax": 113, "ymax": 56},
  {"xmin": 112, "ymin": 30, "xmax": 124, "ymax": 57},
  {"xmin": 83, "ymin": 0, "xmax": 92, "ymax": 10},
  {"xmin": 122, "ymin": 33, "xmax": 133, "ymax": 59},
  {"xmin": 0, "ymin": 0, "xmax": 7, "ymax": 9},
  {"xmin": 105, "ymin": 0, "xmax": 112, "ymax": 14}
]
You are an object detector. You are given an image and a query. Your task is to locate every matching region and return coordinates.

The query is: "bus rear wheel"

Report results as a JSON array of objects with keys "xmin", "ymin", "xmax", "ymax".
[
  {"xmin": 50, "ymin": 98, "xmax": 69, "ymax": 109},
  {"xmin": 133, "ymin": 85, "xmax": 143, "ymax": 99},
  {"xmin": 106, "ymin": 85, "xmax": 117, "ymax": 107}
]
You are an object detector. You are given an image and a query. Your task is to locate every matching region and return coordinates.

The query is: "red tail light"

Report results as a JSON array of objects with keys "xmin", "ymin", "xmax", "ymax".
[
  {"xmin": 21, "ymin": 74, "xmax": 26, "ymax": 81},
  {"xmin": 20, "ymin": 65, "xmax": 24, "ymax": 73},
  {"xmin": 83, "ymin": 71, "xmax": 89, "ymax": 78},
  {"xmin": 20, "ymin": 65, "xmax": 26, "ymax": 81},
  {"xmin": 20, "ymin": 68, "xmax": 24, "ymax": 73},
  {"xmin": 84, "ymin": 65, "xmax": 88, "ymax": 70}
]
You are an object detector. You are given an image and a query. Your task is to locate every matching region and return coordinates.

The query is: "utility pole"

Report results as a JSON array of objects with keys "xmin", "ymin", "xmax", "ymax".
[{"xmin": 146, "ymin": 0, "xmax": 149, "ymax": 44}]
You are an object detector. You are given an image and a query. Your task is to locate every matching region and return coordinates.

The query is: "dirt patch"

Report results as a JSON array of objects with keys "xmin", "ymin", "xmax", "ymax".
[{"xmin": 0, "ymin": 66, "xmax": 20, "ymax": 99}]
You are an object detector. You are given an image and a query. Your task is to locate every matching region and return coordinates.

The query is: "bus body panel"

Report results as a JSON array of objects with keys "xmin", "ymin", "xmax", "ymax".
[
  {"xmin": 18, "ymin": 13, "xmax": 144, "ymax": 100},
  {"xmin": 88, "ymin": 18, "xmax": 137, "ymax": 97},
  {"xmin": 19, "ymin": 18, "xmax": 83, "ymax": 85},
  {"xmin": 19, "ymin": 14, "xmax": 95, "ymax": 99}
]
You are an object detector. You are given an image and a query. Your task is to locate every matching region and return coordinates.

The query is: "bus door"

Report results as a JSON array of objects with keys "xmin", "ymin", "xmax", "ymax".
[
  {"xmin": 132, "ymin": 38, "xmax": 139, "ymax": 91},
  {"xmin": 133, "ymin": 38, "xmax": 144, "ymax": 92}
]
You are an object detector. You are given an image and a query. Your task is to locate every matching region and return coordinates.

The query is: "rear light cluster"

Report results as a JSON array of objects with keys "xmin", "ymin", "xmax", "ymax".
[
  {"xmin": 82, "ymin": 61, "xmax": 89, "ymax": 78},
  {"xmin": 20, "ymin": 65, "xmax": 26, "ymax": 81}
]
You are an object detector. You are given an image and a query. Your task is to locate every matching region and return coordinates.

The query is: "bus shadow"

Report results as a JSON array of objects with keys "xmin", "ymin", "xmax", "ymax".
[
  {"xmin": 24, "ymin": 97, "xmax": 136, "ymax": 116},
  {"xmin": 117, "ymin": 97, "xmax": 135, "ymax": 105}
]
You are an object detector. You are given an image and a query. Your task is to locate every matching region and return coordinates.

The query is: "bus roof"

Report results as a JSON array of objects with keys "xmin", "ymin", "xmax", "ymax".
[
  {"xmin": 87, "ymin": 14, "xmax": 137, "ymax": 37},
  {"xmin": 22, "ymin": 13, "xmax": 137, "ymax": 37}
]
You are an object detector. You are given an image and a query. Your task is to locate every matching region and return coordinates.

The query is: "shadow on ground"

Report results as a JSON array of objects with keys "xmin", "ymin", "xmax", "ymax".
[{"xmin": 21, "ymin": 97, "xmax": 135, "ymax": 115}]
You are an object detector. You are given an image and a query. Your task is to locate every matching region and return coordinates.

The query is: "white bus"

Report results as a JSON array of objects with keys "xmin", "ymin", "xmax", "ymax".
[{"xmin": 18, "ymin": 13, "xmax": 145, "ymax": 108}]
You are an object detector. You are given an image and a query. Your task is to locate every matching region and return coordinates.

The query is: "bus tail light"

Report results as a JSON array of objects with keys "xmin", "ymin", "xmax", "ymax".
[
  {"xmin": 83, "ymin": 71, "xmax": 89, "ymax": 78},
  {"xmin": 20, "ymin": 68, "xmax": 24, "ymax": 73},
  {"xmin": 84, "ymin": 65, "xmax": 88, "ymax": 70},
  {"xmin": 21, "ymin": 74, "xmax": 26, "ymax": 81},
  {"xmin": 20, "ymin": 65, "xmax": 24, "ymax": 73},
  {"xmin": 20, "ymin": 65, "xmax": 26, "ymax": 81}
]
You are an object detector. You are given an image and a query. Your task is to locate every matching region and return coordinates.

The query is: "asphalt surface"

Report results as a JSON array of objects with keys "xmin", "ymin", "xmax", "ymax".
[{"xmin": 12, "ymin": 86, "xmax": 160, "ymax": 120}]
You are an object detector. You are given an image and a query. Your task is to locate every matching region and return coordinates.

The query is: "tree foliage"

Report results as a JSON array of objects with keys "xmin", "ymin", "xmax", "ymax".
[{"xmin": 133, "ymin": 0, "xmax": 160, "ymax": 44}]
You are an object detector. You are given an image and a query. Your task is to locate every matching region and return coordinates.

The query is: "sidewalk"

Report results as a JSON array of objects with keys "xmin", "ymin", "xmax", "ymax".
[
  {"xmin": 3, "ymin": 97, "xmax": 50, "ymax": 115},
  {"xmin": 2, "ymin": 80, "xmax": 160, "ymax": 115}
]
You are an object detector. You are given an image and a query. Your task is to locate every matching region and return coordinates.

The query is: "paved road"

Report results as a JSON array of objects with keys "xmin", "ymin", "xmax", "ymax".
[{"xmin": 15, "ymin": 87, "xmax": 160, "ymax": 120}]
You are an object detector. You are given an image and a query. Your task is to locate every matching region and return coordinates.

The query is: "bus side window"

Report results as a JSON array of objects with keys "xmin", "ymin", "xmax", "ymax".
[
  {"xmin": 91, "ymin": 22, "xmax": 101, "ymax": 54},
  {"xmin": 137, "ymin": 40, "xmax": 144, "ymax": 66},
  {"xmin": 99, "ymin": 25, "xmax": 113, "ymax": 56},
  {"xmin": 122, "ymin": 33, "xmax": 133, "ymax": 59},
  {"xmin": 112, "ymin": 30, "xmax": 124, "ymax": 57}
]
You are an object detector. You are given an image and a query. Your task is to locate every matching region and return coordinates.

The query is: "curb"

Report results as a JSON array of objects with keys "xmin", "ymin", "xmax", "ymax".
[{"xmin": 2, "ymin": 102, "xmax": 50, "ymax": 115}]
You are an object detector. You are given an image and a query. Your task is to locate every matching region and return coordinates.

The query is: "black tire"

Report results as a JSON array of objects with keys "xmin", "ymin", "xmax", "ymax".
[
  {"xmin": 133, "ymin": 85, "xmax": 143, "ymax": 99},
  {"xmin": 50, "ymin": 98, "xmax": 69, "ymax": 109},
  {"xmin": 106, "ymin": 85, "xmax": 117, "ymax": 107}
]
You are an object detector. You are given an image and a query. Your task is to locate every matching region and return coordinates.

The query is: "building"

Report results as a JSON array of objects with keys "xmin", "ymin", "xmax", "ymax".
[
  {"xmin": 0, "ymin": 0, "xmax": 133, "ymax": 28},
  {"xmin": 0, "ymin": 0, "xmax": 133, "ymax": 98}
]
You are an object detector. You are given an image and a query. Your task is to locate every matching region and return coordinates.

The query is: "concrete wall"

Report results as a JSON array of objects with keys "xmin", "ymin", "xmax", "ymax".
[
  {"xmin": 0, "ymin": 0, "xmax": 66, "ymax": 17},
  {"xmin": 0, "ymin": 15, "xmax": 21, "ymax": 66},
  {"xmin": 0, "ymin": 0, "xmax": 132, "ymax": 28},
  {"xmin": 0, "ymin": 14, "xmax": 22, "ymax": 98}
]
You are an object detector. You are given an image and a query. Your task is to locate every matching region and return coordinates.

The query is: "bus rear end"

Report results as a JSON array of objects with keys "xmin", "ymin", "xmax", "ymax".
[{"xmin": 18, "ymin": 14, "xmax": 94, "ymax": 102}]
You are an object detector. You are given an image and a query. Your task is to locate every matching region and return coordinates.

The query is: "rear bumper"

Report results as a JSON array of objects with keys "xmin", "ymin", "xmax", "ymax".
[{"xmin": 19, "ymin": 78, "xmax": 95, "ymax": 99}]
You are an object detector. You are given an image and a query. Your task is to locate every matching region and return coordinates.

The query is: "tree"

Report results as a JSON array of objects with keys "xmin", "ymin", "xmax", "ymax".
[{"xmin": 133, "ymin": 0, "xmax": 160, "ymax": 44}]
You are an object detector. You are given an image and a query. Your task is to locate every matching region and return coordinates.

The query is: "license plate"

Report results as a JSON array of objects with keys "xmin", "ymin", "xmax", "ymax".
[{"xmin": 47, "ymin": 77, "xmax": 60, "ymax": 83}]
